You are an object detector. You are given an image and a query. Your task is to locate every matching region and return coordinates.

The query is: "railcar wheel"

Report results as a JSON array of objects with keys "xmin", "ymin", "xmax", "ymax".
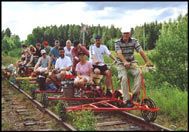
[
  {"xmin": 141, "ymin": 98, "xmax": 157, "ymax": 122},
  {"xmin": 41, "ymin": 93, "xmax": 48, "ymax": 108}
]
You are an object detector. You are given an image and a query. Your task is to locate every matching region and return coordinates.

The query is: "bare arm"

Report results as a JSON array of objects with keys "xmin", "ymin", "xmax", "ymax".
[
  {"xmin": 34, "ymin": 63, "xmax": 39, "ymax": 71},
  {"xmin": 116, "ymin": 50, "xmax": 130, "ymax": 68},
  {"xmin": 139, "ymin": 50, "xmax": 153, "ymax": 66},
  {"xmin": 47, "ymin": 57, "xmax": 51, "ymax": 71},
  {"xmin": 34, "ymin": 58, "xmax": 40, "ymax": 71},
  {"xmin": 27, "ymin": 55, "xmax": 34, "ymax": 66},
  {"xmin": 61, "ymin": 66, "xmax": 72, "ymax": 71},
  {"xmin": 109, "ymin": 54, "xmax": 116, "ymax": 61}
]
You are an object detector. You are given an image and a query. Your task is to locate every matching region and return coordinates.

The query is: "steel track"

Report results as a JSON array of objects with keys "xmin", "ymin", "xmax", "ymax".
[{"xmin": 6, "ymin": 79, "xmax": 172, "ymax": 131}]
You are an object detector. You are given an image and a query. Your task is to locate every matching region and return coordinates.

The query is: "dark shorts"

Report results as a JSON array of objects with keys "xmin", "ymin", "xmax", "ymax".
[{"xmin": 93, "ymin": 65, "xmax": 109, "ymax": 75}]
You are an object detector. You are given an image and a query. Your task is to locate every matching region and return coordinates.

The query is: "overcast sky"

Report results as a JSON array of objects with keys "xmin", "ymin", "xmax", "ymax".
[{"xmin": 2, "ymin": 1, "xmax": 188, "ymax": 41}]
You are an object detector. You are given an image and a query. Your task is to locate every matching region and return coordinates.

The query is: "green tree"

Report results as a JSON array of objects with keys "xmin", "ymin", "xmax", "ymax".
[
  {"xmin": 151, "ymin": 14, "xmax": 188, "ymax": 90},
  {"xmin": 4, "ymin": 28, "xmax": 12, "ymax": 37}
]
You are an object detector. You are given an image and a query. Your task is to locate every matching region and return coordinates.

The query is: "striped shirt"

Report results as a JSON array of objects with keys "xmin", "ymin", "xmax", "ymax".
[{"xmin": 115, "ymin": 38, "xmax": 142, "ymax": 62}]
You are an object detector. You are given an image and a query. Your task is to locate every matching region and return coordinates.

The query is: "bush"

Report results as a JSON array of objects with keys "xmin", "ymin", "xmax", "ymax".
[
  {"xmin": 68, "ymin": 110, "xmax": 96, "ymax": 131},
  {"xmin": 151, "ymin": 15, "xmax": 188, "ymax": 90},
  {"xmin": 8, "ymin": 48, "xmax": 21, "ymax": 58},
  {"xmin": 2, "ymin": 55, "xmax": 19, "ymax": 66}
]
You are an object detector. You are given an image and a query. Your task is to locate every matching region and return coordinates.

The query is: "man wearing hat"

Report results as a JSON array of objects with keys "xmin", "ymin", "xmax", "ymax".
[
  {"xmin": 115, "ymin": 30, "xmax": 153, "ymax": 107},
  {"xmin": 34, "ymin": 49, "xmax": 51, "ymax": 73},
  {"xmin": 89, "ymin": 35, "xmax": 116, "ymax": 96}
]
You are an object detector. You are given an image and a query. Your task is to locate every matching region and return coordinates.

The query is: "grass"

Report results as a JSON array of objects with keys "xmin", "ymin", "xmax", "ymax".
[
  {"xmin": 2, "ymin": 55, "xmax": 19, "ymax": 67},
  {"xmin": 146, "ymin": 81, "xmax": 188, "ymax": 120},
  {"xmin": 67, "ymin": 110, "xmax": 96, "ymax": 131}
]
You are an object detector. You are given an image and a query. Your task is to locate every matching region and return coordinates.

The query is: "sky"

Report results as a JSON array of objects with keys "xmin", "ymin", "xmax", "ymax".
[{"xmin": 2, "ymin": 1, "xmax": 188, "ymax": 41}]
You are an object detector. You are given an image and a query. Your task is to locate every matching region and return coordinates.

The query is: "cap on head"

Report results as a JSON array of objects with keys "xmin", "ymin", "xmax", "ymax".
[
  {"xmin": 41, "ymin": 49, "xmax": 46, "ymax": 55},
  {"xmin": 121, "ymin": 28, "xmax": 130, "ymax": 34},
  {"xmin": 95, "ymin": 35, "xmax": 101, "ymax": 39},
  {"xmin": 43, "ymin": 41, "xmax": 48, "ymax": 46}
]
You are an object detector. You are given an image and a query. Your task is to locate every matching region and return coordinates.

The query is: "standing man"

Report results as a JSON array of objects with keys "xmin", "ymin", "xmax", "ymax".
[
  {"xmin": 50, "ymin": 40, "xmax": 60, "ymax": 68},
  {"xmin": 89, "ymin": 35, "xmax": 115, "ymax": 95},
  {"xmin": 115, "ymin": 31, "xmax": 153, "ymax": 107}
]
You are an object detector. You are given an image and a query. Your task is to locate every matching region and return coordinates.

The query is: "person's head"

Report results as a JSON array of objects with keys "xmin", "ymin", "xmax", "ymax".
[
  {"xmin": 41, "ymin": 49, "xmax": 46, "ymax": 57},
  {"xmin": 122, "ymin": 31, "xmax": 131, "ymax": 42},
  {"xmin": 43, "ymin": 41, "xmax": 49, "ymax": 47},
  {"xmin": 54, "ymin": 40, "xmax": 60, "ymax": 48},
  {"xmin": 78, "ymin": 52, "xmax": 86, "ymax": 62},
  {"xmin": 36, "ymin": 43, "xmax": 41, "ymax": 49},
  {"xmin": 95, "ymin": 35, "xmax": 102, "ymax": 47},
  {"xmin": 29, "ymin": 45, "xmax": 36, "ymax": 53},
  {"xmin": 59, "ymin": 47, "xmax": 65, "ymax": 58},
  {"xmin": 66, "ymin": 40, "xmax": 72, "ymax": 48},
  {"xmin": 73, "ymin": 40, "xmax": 80, "ymax": 49}
]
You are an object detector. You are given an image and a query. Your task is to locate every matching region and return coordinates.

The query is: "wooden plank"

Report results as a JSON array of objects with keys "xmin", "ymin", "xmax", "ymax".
[
  {"xmin": 96, "ymin": 121, "xmax": 127, "ymax": 127},
  {"xmin": 23, "ymin": 122, "xmax": 37, "ymax": 126}
]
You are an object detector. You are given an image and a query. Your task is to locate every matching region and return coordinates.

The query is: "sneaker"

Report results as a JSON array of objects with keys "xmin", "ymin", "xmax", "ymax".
[{"xmin": 123, "ymin": 100, "xmax": 134, "ymax": 108}]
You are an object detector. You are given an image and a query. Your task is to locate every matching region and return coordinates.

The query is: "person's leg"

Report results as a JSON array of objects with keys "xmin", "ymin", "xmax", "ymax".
[
  {"xmin": 40, "ymin": 67, "xmax": 48, "ymax": 73},
  {"xmin": 130, "ymin": 65, "xmax": 142, "ymax": 97},
  {"xmin": 104, "ymin": 70, "xmax": 113, "ymax": 91},
  {"xmin": 117, "ymin": 64, "xmax": 130, "ymax": 101}
]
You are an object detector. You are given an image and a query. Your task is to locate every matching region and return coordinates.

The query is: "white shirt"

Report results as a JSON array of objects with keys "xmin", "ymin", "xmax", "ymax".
[
  {"xmin": 89, "ymin": 44, "xmax": 111, "ymax": 66},
  {"xmin": 64, "ymin": 46, "xmax": 74, "ymax": 61},
  {"xmin": 55, "ymin": 56, "xmax": 72, "ymax": 70}
]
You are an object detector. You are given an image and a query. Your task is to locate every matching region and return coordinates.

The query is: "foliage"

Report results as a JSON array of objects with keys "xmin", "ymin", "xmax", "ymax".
[
  {"xmin": 25, "ymin": 24, "xmax": 122, "ymax": 49},
  {"xmin": 2, "ymin": 28, "xmax": 22, "ymax": 56},
  {"xmin": 133, "ymin": 21, "xmax": 162, "ymax": 50},
  {"xmin": 151, "ymin": 14, "xmax": 188, "ymax": 90},
  {"xmin": 68, "ymin": 110, "xmax": 96, "ymax": 131},
  {"xmin": 19, "ymin": 80, "xmax": 38, "ymax": 92},
  {"xmin": 2, "ymin": 55, "xmax": 19, "ymax": 66}
]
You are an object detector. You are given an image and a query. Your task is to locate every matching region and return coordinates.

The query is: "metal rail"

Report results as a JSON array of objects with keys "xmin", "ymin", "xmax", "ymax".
[
  {"xmin": 121, "ymin": 111, "xmax": 172, "ymax": 131},
  {"xmin": 6, "ymin": 79, "xmax": 171, "ymax": 131},
  {"xmin": 7, "ymin": 80, "xmax": 76, "ymax": 131}
]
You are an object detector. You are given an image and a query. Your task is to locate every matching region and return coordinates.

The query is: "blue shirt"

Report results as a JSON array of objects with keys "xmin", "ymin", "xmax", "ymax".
[{"xmin": 50, "ymin": 47, "xmax": 59, "ymax": 64}]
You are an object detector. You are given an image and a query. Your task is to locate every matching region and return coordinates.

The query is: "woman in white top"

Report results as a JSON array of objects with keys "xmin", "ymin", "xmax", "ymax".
[{"xmin": 64, "ymin": 40, "xmax": 74, "ymax": 62}]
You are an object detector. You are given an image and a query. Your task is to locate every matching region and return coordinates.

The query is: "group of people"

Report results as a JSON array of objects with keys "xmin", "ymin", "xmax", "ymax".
[{"xmin": 16, "ymin": 31, "xmax": 153, "ymax": 107}]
